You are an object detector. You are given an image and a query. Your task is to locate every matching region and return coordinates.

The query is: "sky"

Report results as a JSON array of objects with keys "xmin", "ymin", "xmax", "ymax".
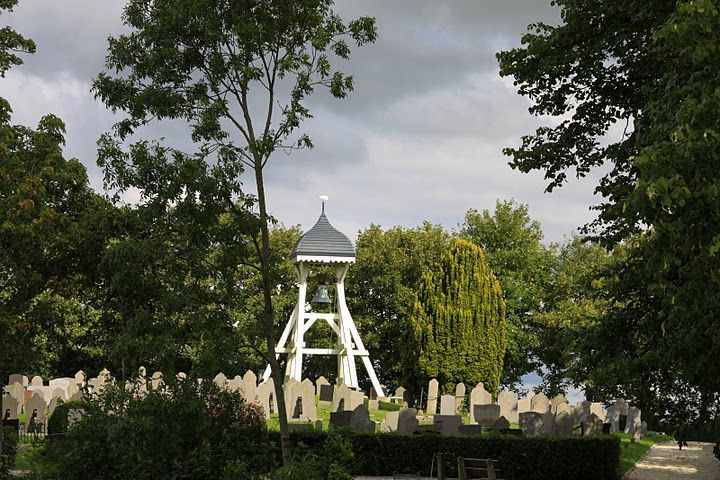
[{"xmin": 2, "ymin": 0, "xmax": 608, "ymax": 246}]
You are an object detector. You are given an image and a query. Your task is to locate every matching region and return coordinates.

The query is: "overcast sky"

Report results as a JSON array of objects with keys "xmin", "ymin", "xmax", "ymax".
[{"xmin": 3, "ymin": 0, "xmax": 604, "ymax": 245}]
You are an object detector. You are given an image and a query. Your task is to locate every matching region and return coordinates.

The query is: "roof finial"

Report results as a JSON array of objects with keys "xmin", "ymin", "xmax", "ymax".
[{"xmin": 319, "ymin": 194, "xmax": 328, "ymax": 214}]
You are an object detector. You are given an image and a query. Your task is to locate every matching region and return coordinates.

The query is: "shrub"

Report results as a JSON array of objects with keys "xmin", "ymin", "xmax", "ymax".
[
  {"xmin": 270, "ymin": 430, "xmax": 354, "ymax": 480},
  {"xmin": 47, "ymin": 400, "xmax": 94, "ymax": 435},
  {"xmin": 48, "ymin": 376, "xmax": 275, "ymax": 480},
  {"xmin": 714, "ymin": 440, "xmax": 719, "ymax": 461},
  {"xmin": 0, "ymin": 426, "xmax": 19, "ymax": 479},
  {"xmin": 269, "ymin": 431, "xmax": 621, "ymax": 480}
]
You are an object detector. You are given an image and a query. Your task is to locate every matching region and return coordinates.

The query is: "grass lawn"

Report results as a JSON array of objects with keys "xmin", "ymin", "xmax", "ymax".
[{"xmin": 615, "ymin": 432, "xmax": 674, "ymax": 474}]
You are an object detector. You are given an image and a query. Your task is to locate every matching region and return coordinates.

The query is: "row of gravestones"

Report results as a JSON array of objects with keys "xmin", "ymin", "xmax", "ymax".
[
  {"xmin": 3, "ymin": 370, "xmax": 378, "ymax": 427},
  {"xmin": 425, "ymin": 379, "xmax": 644, "ymax": 437}
]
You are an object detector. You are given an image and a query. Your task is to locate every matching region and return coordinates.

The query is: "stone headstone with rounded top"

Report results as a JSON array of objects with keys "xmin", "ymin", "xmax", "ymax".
[{"xmin": 427, "ymin": 378, "xmax": 439, "ymax": 415}]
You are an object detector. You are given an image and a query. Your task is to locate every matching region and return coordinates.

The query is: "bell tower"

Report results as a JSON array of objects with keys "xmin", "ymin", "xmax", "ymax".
[{"xmin": 261, "ymin": 202, "xmax": 384, "ymax": 397}]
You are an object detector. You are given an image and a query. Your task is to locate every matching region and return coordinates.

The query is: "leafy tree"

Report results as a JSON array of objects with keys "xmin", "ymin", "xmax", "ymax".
[
  {"xmin": 460, "ymin": 199, "xmax": 555, "ymax": 388},
  {"xmin": 1, "ymin": 0, "xmax": 116, "ymax": 458},
  {"xmin": 531, "ymin": 237, "xmax": 612, "ymax": 397},
  {"xmin": 93, "ymin": 0, "xmax": 376, "ymax": 463},
  {"xmin": 95, "ymin": 141, "xmax": 260, "ymax": 382},
  {"xmin": 498, "ymin": 0, "xmax": 720, "ymax": 414},
  {"xmin": 402, "ymin": 239, "xmax": 507, "ymax": 396},
  {"xmin": 346, "ymin": 223, "xmax": 451, "ymax": 389}
]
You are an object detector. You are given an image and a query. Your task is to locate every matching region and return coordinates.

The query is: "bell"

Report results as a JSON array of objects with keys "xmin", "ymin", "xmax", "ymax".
[{"xmin": 311, "ymin": 284, "xmax": 332, "ymax": 304}]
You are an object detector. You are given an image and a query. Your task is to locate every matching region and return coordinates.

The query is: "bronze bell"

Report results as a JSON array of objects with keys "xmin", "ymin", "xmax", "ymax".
[{"xmin": 311, "ymin": 284, "xmax": 331, "ymax": 304}]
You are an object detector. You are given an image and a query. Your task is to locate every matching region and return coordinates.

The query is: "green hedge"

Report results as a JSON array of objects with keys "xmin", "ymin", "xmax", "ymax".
[{"xmin": 271, "ymin": 431, "xmax": 621, "ymax": 480}]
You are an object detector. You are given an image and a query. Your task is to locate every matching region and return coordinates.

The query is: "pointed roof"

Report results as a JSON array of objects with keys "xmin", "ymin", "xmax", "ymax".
[{"xmin": 291, "ymin": 212, "xmax": 355, "ymax": 263}]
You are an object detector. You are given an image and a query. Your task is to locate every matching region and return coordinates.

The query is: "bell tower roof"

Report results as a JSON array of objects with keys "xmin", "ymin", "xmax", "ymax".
[{"xmin": 291, "ymin": 211, "xmax": 355, "ymax": 263}]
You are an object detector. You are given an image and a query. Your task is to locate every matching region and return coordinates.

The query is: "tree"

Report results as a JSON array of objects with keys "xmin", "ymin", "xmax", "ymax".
[
  {"xmin": 460, "ymin": 199, "xmax": 554, "ymax": 389},
  {"xmin": 1, "ymin": 0, "xmax": 115, "ymax": 459},
  {"xmin": 531, "ymin": 237, "xmax": 612, "ymax": 397},
  {"xmin": 93, "ymin": 0, "xmax": 376, "ymax": 463},
  {"xmin": 346, "ymin": 223, "xmax": 451, "ymax": 389},
  {"xmin": 497, "ymin": 0, "xmax": 720, "ymax": 412},
  {"xmin": 402, "ymin": 239, "xmax": 507, "ymax": 396}
]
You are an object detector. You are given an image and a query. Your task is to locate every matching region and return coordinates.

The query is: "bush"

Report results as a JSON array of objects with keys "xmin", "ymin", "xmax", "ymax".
[
  {"xmin": 270, "ymin": 430, "xmax": 354, "ymax": 480},
  {"xmin": 47, "ymin": 400, "xmax": 94, "ymax": 435},
  {"xmin": 0, "ymin": 426, "xmax": 19, "ymax": 479},
  {"xmin": 48, "ymin": 376, "xmax": 275, "ymax": 480},
  {"xmin": 270, "ymin": 431, "xmax": 621, "ymax": 480},
  {"xmin": 714, "ymin": 440, "xmax": 719, "ymax": 461}
]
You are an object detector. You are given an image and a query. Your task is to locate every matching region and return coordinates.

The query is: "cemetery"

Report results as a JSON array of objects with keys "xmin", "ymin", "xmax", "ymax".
[
  {"xmin": 3, "ymin": 0, "xmax": 720, "ymax": 479},
  {"xmin": 4, "ymin": 368, "xmax": 646, "ymax": 479}
]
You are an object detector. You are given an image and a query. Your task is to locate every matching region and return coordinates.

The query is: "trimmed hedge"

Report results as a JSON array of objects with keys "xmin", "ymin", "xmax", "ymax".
[{"xmin": 271, "ymin": 431, "xmax": 621, "ymax": 480}]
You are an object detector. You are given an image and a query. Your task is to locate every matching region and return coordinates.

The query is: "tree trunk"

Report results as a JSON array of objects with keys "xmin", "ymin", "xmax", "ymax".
[{"xmin": 254, "ymin": 161, "xmax": 292, "ymax": 465}]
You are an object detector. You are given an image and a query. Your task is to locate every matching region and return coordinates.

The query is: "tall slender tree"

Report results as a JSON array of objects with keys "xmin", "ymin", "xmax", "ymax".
[
  {"xmin": 402, "ymin": 239, "xmax": 507, "ymax": 396},
  {"xmin": 93, "ymin": 0, "xmax": 376, "ymax": 463}
]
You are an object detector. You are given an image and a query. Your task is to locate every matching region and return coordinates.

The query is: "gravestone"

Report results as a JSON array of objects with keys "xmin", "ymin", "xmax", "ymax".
[
  {"xmin": 433, "ymin": 414, "xmax": 462, "ymax": 436},
  {"xmin": 473, "ymin": 404, "xmax": 501, "ymax": 428},
  {"xmin": 626, "ymin": 407, "xmax": 642, "ymax": 436},
  {"xmin": 498, "ymin": 390, "xmax": 519, "ymax": 423},
  {"xmin": 455, "ymin": 382, "xmax": 466, "ymax": 412},
  {"xmin": 319, "ymin": 384, "xmax": 334, "ymax": 403},
  {"xmin": 49, "ymin": 378, "xmax": 71, "ymax": 391},
  {"xmin": 74, "ymin": 370, "xmax": 85, "ymax": 387},
  {"xmin": 493, "ymin": 416, "xmax": 510, "ymax": 430},
  {"xmin": 66, "ymin": 383, "xmax": 79, "ymax": 399},
  {"xmin": 397, "ymin": 407, "xmax": 419, "ymax": 433},
  {"xmin": 459, "ymin": 424, "xmax": 482, "ymax": 436},
  {"xmin": 213, "ymin": 372, "xmax": 227, "ymax": 388},
  {"xmin": 550, "ymin": 394, "xmax": 567, "ymax": 414},
  {"xmin": 2, "ymin": 395, "xmax": 19, "ymax": 420},
  {"xmin": 227, "ymin": 375, "xmax": 243, "ymax": 394},
  {"xmin": 241, "ymin": 370, "xmax": 257, "ymax": 401},
  {"xmin": 380, "ymin": 411, "xmax": 399, "ymax": 432},
  {"xmin": 315, "ymin": 376, "xmax": 330, "ymax": 397},
  {"xmin": 554, "ymin": 411, "xmax": 573, "ymax": 436},
  {"xmin": 330, "ymin": 410, "xmax": 353, "ymax": 428},
  {"xmin": 350, "ymin": 404, "xmax": 376, "ymax": 433},
  {"xmin": 7, "ymin": 383, "xmax": 24, "ymax": 408},
  {"xmin": 176, "ymin": 372, "xmax": 187, "ymax": 381},
  {"xmin": 519, "ymin": 411, "xmax": 545, "ymax": 437},
  {"xmin": 517, "ymin": 396, "xmax": 531, "ymax": 415},
  {"xmin": 332, "ymin": 384, "xmax": 353, "ymax": 412},
  {"xmin": 439, "ymin": 394, "xmax": 456, "ymax": 416},
  {"xmin": 8, "ymin": 374, "xmax": 27, "ymax": 387},
  {"xmin": 394, "ymin": 386, "xmax": 406, "ymax": 403},
  {"xmin": 26, "ymin": 392, "xmax": 46, "ymax": 424},
  {"xmin": 48, "ymin": 397, "xmax": 60, "ymax": 416},
  {"xmin": 555, "ymin": 402, "xmax": 573, "ymax": 417},
  {"xmin": 469, "ymin": 383, "xmax": 492, "ymax": 423},
  {"xmin": 256, "ymin": 378, "xmax": 276, "ymax": 418},
  {"xmin": 151, "ymin": 371, "xmax": 163, "ymax": 390},
  {"xmin": 427, "ymin": 378, "xmax": 439, "ymax": 415},
  {"xmin": 531, "ymin": 392, "xmax": 550, "ymax": 413},
  {"xmin": 51, "ymin": 388, "xmax": 65, "ymax": 401},
  {"xmin": 30, "ymin": 376, "xmax": 43, "ymax": 387},
  {"xmin": 583, "ymin": 413, "xmax": 603, "ymax": 436},
  {"xmin": 349, "ymin": 390, "xmax": 365, "ymax": 411},
  {"xmin": 287, "ymin": 379, "xmax": 317, "ymax": 422},
  {"xmin": 368, "ymin": 399, "xmax": 379, "ymax": 410}
]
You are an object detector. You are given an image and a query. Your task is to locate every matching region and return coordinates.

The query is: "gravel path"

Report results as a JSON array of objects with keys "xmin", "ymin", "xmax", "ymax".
[{"xmin": 625, "ymin": 441, "xmax": 720, "ymax": 480}]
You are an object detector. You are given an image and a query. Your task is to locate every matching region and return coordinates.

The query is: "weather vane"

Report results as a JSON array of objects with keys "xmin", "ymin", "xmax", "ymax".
[{"xmin": 319, "ymin": 194, "xmax": 328, "ymax": 213}]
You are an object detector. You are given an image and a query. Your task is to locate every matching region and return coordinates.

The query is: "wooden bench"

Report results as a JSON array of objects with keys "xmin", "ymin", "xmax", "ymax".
[{"xmin": 457, "ymin": 457, "xmax": 504, "ymax": 480}]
